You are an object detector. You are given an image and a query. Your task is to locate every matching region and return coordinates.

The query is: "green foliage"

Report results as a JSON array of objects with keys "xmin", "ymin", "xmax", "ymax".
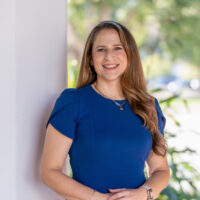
[
  {"xmin": 67, "ymin": 59, "xmax": 80, "ymax": 88},
  {"xmin": 155, "ymin": 0, "xmax": 200, "ymax": 65}
]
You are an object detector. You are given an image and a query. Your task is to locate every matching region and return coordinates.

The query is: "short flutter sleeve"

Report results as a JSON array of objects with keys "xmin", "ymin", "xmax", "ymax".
[
  {"xmin": 46, "ymin": 88, "xmax": 80, "ymax": 140},
  {"xmin": 154, "ymin": 98, "xmax": 166, "ymax": 136}
]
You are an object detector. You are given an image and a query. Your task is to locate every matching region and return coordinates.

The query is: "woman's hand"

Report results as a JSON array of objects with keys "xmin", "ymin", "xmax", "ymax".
[
  {"xmin": 107, "ymin": 187, "xmax": 147, "ymax": 200},
  {"xmin": 92, "ymin": 191, "xmax": 113, "ymax": 200}
]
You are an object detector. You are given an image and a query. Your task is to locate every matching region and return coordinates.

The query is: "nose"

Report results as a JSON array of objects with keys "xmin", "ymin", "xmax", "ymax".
[{"xmin": 105, "ymin": 49, "xmax": 114, "ymax": 60}]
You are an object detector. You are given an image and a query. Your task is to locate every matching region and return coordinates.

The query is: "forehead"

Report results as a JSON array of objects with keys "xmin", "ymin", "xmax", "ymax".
[{"xmin": 93, "ymin": 29, "xmax": 121, "ymax": 46}]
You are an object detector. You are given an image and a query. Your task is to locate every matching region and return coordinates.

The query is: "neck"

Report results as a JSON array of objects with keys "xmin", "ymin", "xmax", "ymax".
[{"xmin": 92, "ymin": 80, "xmax": 125, "ymax": 100}]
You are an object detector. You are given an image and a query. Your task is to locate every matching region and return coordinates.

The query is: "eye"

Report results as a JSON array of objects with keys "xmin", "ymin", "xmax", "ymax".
[
  {"xmin": 97, "ymin": 48, "xmax": 105, "ymax": 52},
  {"xmin": 115, "ymin": 47, "xmax": 122, "ymax": 50}
]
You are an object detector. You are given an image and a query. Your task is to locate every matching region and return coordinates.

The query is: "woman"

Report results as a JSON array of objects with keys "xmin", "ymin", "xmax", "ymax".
[{"xmin": 40, "ymin": 20, "xmax": 170, "ymax": 200}]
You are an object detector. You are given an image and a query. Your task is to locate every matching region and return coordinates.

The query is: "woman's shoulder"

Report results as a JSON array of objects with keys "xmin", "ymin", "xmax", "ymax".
[
  {"xmin": 56, "ymin": 84, "xmax": 91, "ymax": 106},
  {"xmin": 59, "ymin": 87, "xmax": 79, "ymax": 99},
  {"xmin": 153, "ymin": 97, "xmax": 166, "ymax": 135},
  {"xmin": 154, "ymin": 97, "xmax": 163, "ymax": 115},
  {"xmin": 46, "ymin": 88, "xmax": 81, "ymax": 137},
  {"xmin": 52, "ymin": 88, "xmax": 80, "ymax": 113}
]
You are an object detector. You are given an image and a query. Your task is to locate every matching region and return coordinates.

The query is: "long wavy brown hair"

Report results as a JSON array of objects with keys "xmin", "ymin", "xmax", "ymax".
[{"xmin": 75, "ymin": 20, "xmax": 167, "ymax": 157}]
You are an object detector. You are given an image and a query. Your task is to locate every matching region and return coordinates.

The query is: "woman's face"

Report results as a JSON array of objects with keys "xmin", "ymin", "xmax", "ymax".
[{"xmin": 91, "ymin": 28, "xmax": 128, "ymax": 82}]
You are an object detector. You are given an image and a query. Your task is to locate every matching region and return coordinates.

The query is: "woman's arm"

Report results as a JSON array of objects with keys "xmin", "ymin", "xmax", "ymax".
[
  {"xmin": 41, "ymin": 168, "xmax": 108, "ymax": 200},
  {"xmin": 40, "ymin": 124, "xmax": 110, "ymax": 200},
  {"xmin": 141, "ymin": 149, "xmax": 170, "ymax": 199}
]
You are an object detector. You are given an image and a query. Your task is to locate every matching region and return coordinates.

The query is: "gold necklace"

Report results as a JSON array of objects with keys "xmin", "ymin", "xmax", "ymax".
[{"xmin": 93, "ymin": 82, "xmax": 127, "ymax": 111}]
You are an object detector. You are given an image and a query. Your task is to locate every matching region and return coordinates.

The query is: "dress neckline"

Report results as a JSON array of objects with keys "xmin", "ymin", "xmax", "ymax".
[{"xmin": 88, "ymin": 83, "xmax": 127, "ymax": 102}]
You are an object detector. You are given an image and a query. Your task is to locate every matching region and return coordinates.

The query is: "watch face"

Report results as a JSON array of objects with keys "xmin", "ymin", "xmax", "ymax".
[{"xmin": 148, "ymin": 188, "xmax": 153, "ymax": 199}]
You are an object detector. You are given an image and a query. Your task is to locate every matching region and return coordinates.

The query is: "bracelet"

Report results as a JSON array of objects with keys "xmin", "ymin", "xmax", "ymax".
[
  {"xmin": 141, "ymin": 185, "xmax": 154, "ymax": 200},
  {"xmin": 90, "ymin": 189, "xmax": 96, "ymax": 200}
]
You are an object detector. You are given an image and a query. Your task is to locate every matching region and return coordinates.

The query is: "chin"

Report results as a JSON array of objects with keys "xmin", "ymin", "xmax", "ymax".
[{"xmin": 103, "ymin": 75, "xmax": 123, "ymax": 82}]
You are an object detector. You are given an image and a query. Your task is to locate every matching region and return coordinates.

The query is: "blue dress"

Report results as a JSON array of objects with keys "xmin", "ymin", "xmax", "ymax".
[{"xmin": 46, "ymin": 83, "xmax": 166, "ymax": 193}]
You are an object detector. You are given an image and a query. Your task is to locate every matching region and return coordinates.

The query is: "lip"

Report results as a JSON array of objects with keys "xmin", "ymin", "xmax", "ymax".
[{"xmin": 103, "ymin": 63, "xmax": 119, "ymax": 66}]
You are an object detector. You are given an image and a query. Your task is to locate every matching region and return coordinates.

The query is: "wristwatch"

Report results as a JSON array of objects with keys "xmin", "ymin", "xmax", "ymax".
[{"xmin": 141, "ymin": 185, "xmax": 154, "ymax": 200}]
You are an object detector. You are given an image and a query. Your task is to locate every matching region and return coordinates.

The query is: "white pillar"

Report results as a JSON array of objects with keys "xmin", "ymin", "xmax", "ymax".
[{"xmin": 0, "ymin": 0, "xmax": 67, "ymax": 199}]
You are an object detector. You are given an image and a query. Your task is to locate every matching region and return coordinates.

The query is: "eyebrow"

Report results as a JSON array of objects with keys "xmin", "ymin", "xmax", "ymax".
[{"xmin": 95, "ymin": 44, "xmax": 123, "ymax": 49}]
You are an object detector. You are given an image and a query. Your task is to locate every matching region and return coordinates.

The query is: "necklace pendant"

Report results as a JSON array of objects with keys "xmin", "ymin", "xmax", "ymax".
[{"xmin": 120, "ymin": 106, "xmax": 123, "ymax": 110}]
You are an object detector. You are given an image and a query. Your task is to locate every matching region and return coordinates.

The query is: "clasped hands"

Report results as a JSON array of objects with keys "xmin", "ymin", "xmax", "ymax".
[{"xmin": 106, "ymin": 187, "xmax": 147, "ymax": 200}]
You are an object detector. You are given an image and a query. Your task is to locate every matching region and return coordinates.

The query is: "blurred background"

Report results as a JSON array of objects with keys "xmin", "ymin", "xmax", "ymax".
[{"xmin": 67, "ymin": 0, "xmax": 200, "ymax": 199}]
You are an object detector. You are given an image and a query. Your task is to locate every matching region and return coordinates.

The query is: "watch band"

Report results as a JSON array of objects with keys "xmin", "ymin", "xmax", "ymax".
[{"xmin": 141, "ymin": 185, "xmax": 154, "ymax": 200}]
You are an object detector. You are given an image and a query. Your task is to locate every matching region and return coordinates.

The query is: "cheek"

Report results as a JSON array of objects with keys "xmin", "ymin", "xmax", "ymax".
[
  {"xmin": 92, "ymin": 52, "xmax": 103, "ymax": 64},
  {"xmin": 117, "ymin": 52, "xmax": 127, "ymax": 63}
]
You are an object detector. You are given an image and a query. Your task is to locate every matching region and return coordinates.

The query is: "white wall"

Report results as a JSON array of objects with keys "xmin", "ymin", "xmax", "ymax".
[
  {"xmin": 0, "ymin": 0, "xmax": 68, "ymax": 199},
  {"xmin": 0, "ymin": 1, "xmax": 17, "ymax": 199}
]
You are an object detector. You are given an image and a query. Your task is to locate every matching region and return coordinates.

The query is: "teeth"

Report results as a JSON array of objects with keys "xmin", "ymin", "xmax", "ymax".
[{"xmin": 103, "ymin": 64, "xmax": 118, "ymax": 68}]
